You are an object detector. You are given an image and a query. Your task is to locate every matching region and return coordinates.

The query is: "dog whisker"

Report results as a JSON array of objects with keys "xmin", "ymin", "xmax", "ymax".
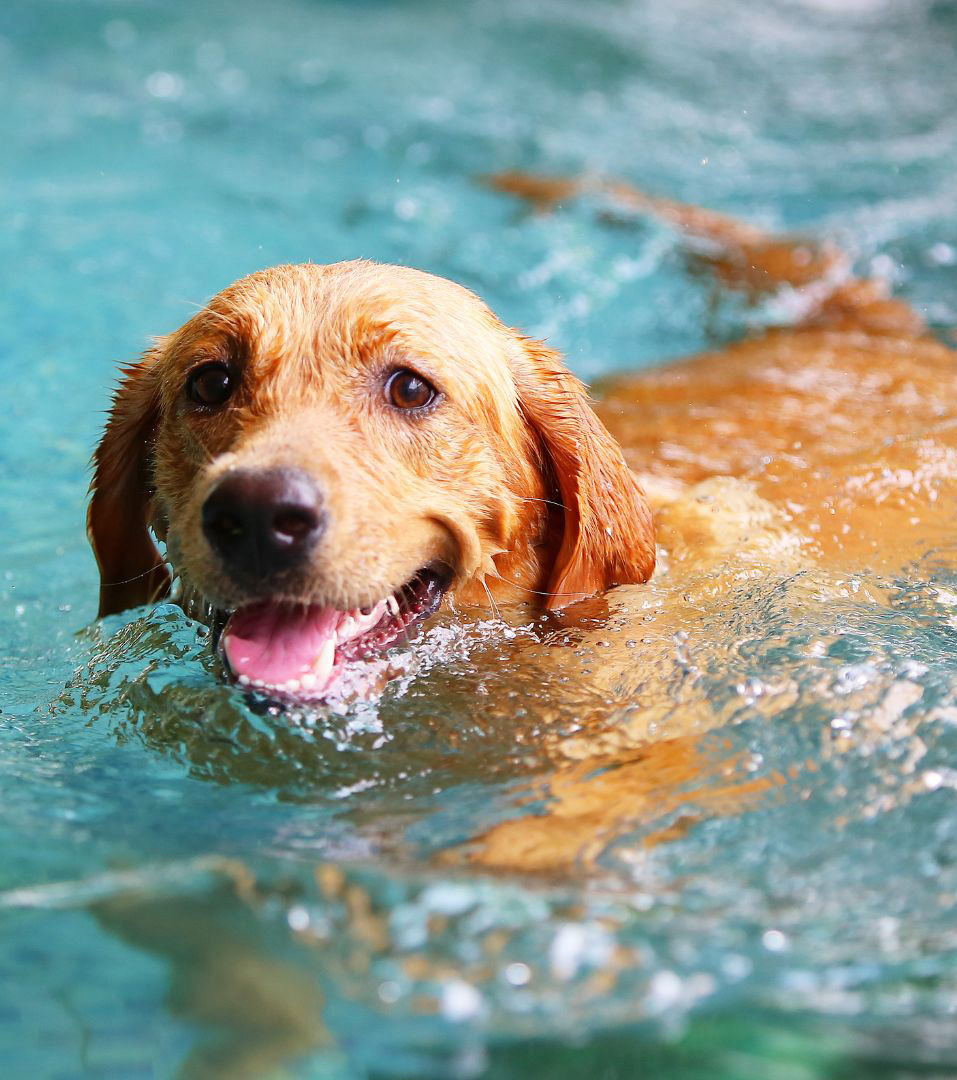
[
  {"xmin": 480, "ymin": 576, "xmax": 502, "ymax": 621},
  {"xmin": 485, "ymin": 570, "xmax": 596, "ymax": 601},
  {"xmin": 513, "ymin": 495, "xmax": 569, "ymax": 512},
  {"xmin": 99, "ymin": 564, "xmax": 171, "ymax": 589}
]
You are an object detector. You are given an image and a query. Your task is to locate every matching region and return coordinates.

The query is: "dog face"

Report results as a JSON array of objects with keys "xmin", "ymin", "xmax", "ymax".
[{"xmin": 89, "ymin": 261, "xmax": 654, "ymax": 700}]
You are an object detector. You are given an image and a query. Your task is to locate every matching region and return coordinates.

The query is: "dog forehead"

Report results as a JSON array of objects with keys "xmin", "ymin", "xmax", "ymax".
[{"xmin": 204, "ymin": 261, "xmax": 519, "ymax": 396}]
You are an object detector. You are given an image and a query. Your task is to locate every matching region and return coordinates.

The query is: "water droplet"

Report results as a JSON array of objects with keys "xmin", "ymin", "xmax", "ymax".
[{"xmin": 504, "ymin": 962, "xmax": 531, "ymax": 986}]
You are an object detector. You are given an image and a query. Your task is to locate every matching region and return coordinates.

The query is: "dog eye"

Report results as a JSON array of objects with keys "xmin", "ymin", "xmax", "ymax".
[
  {"xmin": 385, "ymin": 368, "xmax": 438, "ymax": 411},
  {"xmin": 186, "ymin": 363, "xmax": 234, "ymax": 408}
]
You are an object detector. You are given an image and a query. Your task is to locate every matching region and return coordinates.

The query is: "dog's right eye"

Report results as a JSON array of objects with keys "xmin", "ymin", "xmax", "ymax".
[{"xmin": 186, "ymin": 363, "xmax": 234, "ymax": 408}]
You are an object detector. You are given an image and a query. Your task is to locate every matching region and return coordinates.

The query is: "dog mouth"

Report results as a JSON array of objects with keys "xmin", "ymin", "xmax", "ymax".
[{"xmin": 217, "ymin": 564, "xmax": 451, "ymax": 701}]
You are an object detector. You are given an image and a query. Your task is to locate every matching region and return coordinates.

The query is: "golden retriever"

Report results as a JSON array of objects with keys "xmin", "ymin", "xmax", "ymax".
[
  {"xmin": 83, "ymin": 175, "xmax": 957, "ymax": 1077},
  {"xmin": 88, "ymin": 173, "xmax": 957, "ymax": 708}
]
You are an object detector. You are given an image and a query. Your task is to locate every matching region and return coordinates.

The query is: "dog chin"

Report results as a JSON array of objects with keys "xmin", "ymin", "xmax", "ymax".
[{"xmin": 213, "ymin": 564, "xmax": 452, "ymax": 703}]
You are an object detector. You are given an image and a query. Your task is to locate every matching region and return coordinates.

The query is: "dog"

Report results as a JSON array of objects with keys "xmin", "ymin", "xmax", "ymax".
[
  {"xmin": 82, "ymin": 178, "xmax": 957, "ymax": 1076},
  {"xmin": 88, "ymin": 176, "xmax": 957, "ymax": 713}
]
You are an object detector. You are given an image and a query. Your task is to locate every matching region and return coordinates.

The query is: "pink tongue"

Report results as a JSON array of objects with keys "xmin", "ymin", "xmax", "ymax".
[{"xmin": 221, "ymin": 602, "xmax": 339, "ymax": 686}]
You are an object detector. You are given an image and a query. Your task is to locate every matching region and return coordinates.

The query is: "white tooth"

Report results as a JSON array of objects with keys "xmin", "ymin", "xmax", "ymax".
[
  {"xmin": 252, "ymin": 678, "xmax": 265, "ymax": 688},
  {"xmin": 285, "ymin": 679, "xmax": 301, "ymax": 692},
  {"xmin": 339, "ymin": 616, "xmax": 356, "ymax": 639},
  {"xmin": 312, "ymin": 634, "xmax": 337, "ymax": 686},
  {"xmin": 386, "ymin": 595, "xmax": 399, "ymax": 616},
  {"xmin": 237, "ymin": 674, "xmax": 250, "ymax": 686},
  {"xmin": 301, "ymin": 673, "xmax": 317, "ymax": 690}
]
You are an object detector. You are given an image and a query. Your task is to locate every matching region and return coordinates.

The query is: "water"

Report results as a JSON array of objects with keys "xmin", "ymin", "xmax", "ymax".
[{"xmin": 3, "ymin": 0, "xmax": 957, "ymax": 1075}]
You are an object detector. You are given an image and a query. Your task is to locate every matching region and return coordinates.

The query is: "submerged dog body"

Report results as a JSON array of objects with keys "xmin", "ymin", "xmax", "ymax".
[{"xmin": 88, "ymin": 260, "xmax": 654, "ymax": 699}]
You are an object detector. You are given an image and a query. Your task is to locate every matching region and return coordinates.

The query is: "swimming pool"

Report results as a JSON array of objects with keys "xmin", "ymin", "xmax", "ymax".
[{"xmin": 3, "ymin": 0, "xmax": 957, "ymax": 1075}]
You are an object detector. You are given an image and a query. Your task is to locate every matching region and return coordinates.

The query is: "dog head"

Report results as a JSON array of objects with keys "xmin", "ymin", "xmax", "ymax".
[{"xmin": 88, "ymin": 262, "xmax": 655, "ymax": 699}]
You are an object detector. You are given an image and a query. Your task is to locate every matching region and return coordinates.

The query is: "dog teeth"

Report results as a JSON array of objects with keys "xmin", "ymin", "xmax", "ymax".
[
  {"xmin": 386, "ymin": 595, "xmax": 400, "ymax": 616},
  {"xmin": 312, "ymin": 635, "xmax": 337, "ymax": 685},
  {"xmin": 252, "ymin": 676, "xmax": 315, "ymax": 695},
  {"xmin": 237, "ymin": 674, "xmax": 251, "ymax": 686}
]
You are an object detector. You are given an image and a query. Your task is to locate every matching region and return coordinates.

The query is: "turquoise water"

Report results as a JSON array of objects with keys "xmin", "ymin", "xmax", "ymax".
[{"xmin": 3, "ymin": 0, "xmax": 957, "ymax": 1076}]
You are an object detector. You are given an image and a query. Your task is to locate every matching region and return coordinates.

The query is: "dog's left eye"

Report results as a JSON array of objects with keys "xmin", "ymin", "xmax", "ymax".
[
  {"xmin": 186, "ymin": 363, "xmax": 234, "ymax": 408},
  {"xmin": 385, "ymin": 368, "xmax": 439, "ymax": 411}
]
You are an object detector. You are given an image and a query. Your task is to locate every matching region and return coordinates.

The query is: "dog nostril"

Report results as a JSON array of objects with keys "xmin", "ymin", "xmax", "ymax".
[{"xmin": 272, "ymin": 508, "xmax": 318, "ymax": 543}]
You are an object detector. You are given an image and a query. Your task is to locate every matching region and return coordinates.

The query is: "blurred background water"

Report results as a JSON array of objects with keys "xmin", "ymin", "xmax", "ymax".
[{"xmin": 2, "ymin": 0, "xmax": 957, "ymax": 1076}]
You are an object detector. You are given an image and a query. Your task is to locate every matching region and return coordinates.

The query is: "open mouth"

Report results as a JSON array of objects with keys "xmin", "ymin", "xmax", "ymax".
[{"xmin": 217, "ymin": 565, "xmax": 451, "ymax": 701}]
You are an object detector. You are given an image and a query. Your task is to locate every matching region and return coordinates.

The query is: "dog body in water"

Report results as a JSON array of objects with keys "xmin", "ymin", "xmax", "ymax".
[{"xmin": 89, "ymin": 178, "xmax": 957, "ymax": 706}]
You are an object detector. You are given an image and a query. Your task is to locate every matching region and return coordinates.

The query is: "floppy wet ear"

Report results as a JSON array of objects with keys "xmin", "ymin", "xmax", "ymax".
[
  {"xmin": 87, "ymin": 348, "xmax": 171, "ymax": 617},
  {"xmin": 512, "ymin": 336, "xmax": 655, "ymax": 609}
]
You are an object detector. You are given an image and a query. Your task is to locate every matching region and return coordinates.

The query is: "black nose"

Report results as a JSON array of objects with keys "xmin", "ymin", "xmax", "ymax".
[{"xmin": 201, "ymin": 468, "xmax": 326, "ymax": 584}]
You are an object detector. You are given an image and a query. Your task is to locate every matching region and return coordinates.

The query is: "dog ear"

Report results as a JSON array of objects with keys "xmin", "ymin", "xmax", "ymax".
[
  {"xmin": 88, "ymin": 349, "xmax": 172, "ymax": 617},
  {"xmin": 512, "ymin": 336, "xmax": 656, "ymax": 609}
]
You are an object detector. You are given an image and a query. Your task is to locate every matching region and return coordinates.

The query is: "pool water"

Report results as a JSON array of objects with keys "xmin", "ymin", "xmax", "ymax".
[{"xmin": 3, "ymin": 0, "xmax": 957, "ymax": 1076}]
